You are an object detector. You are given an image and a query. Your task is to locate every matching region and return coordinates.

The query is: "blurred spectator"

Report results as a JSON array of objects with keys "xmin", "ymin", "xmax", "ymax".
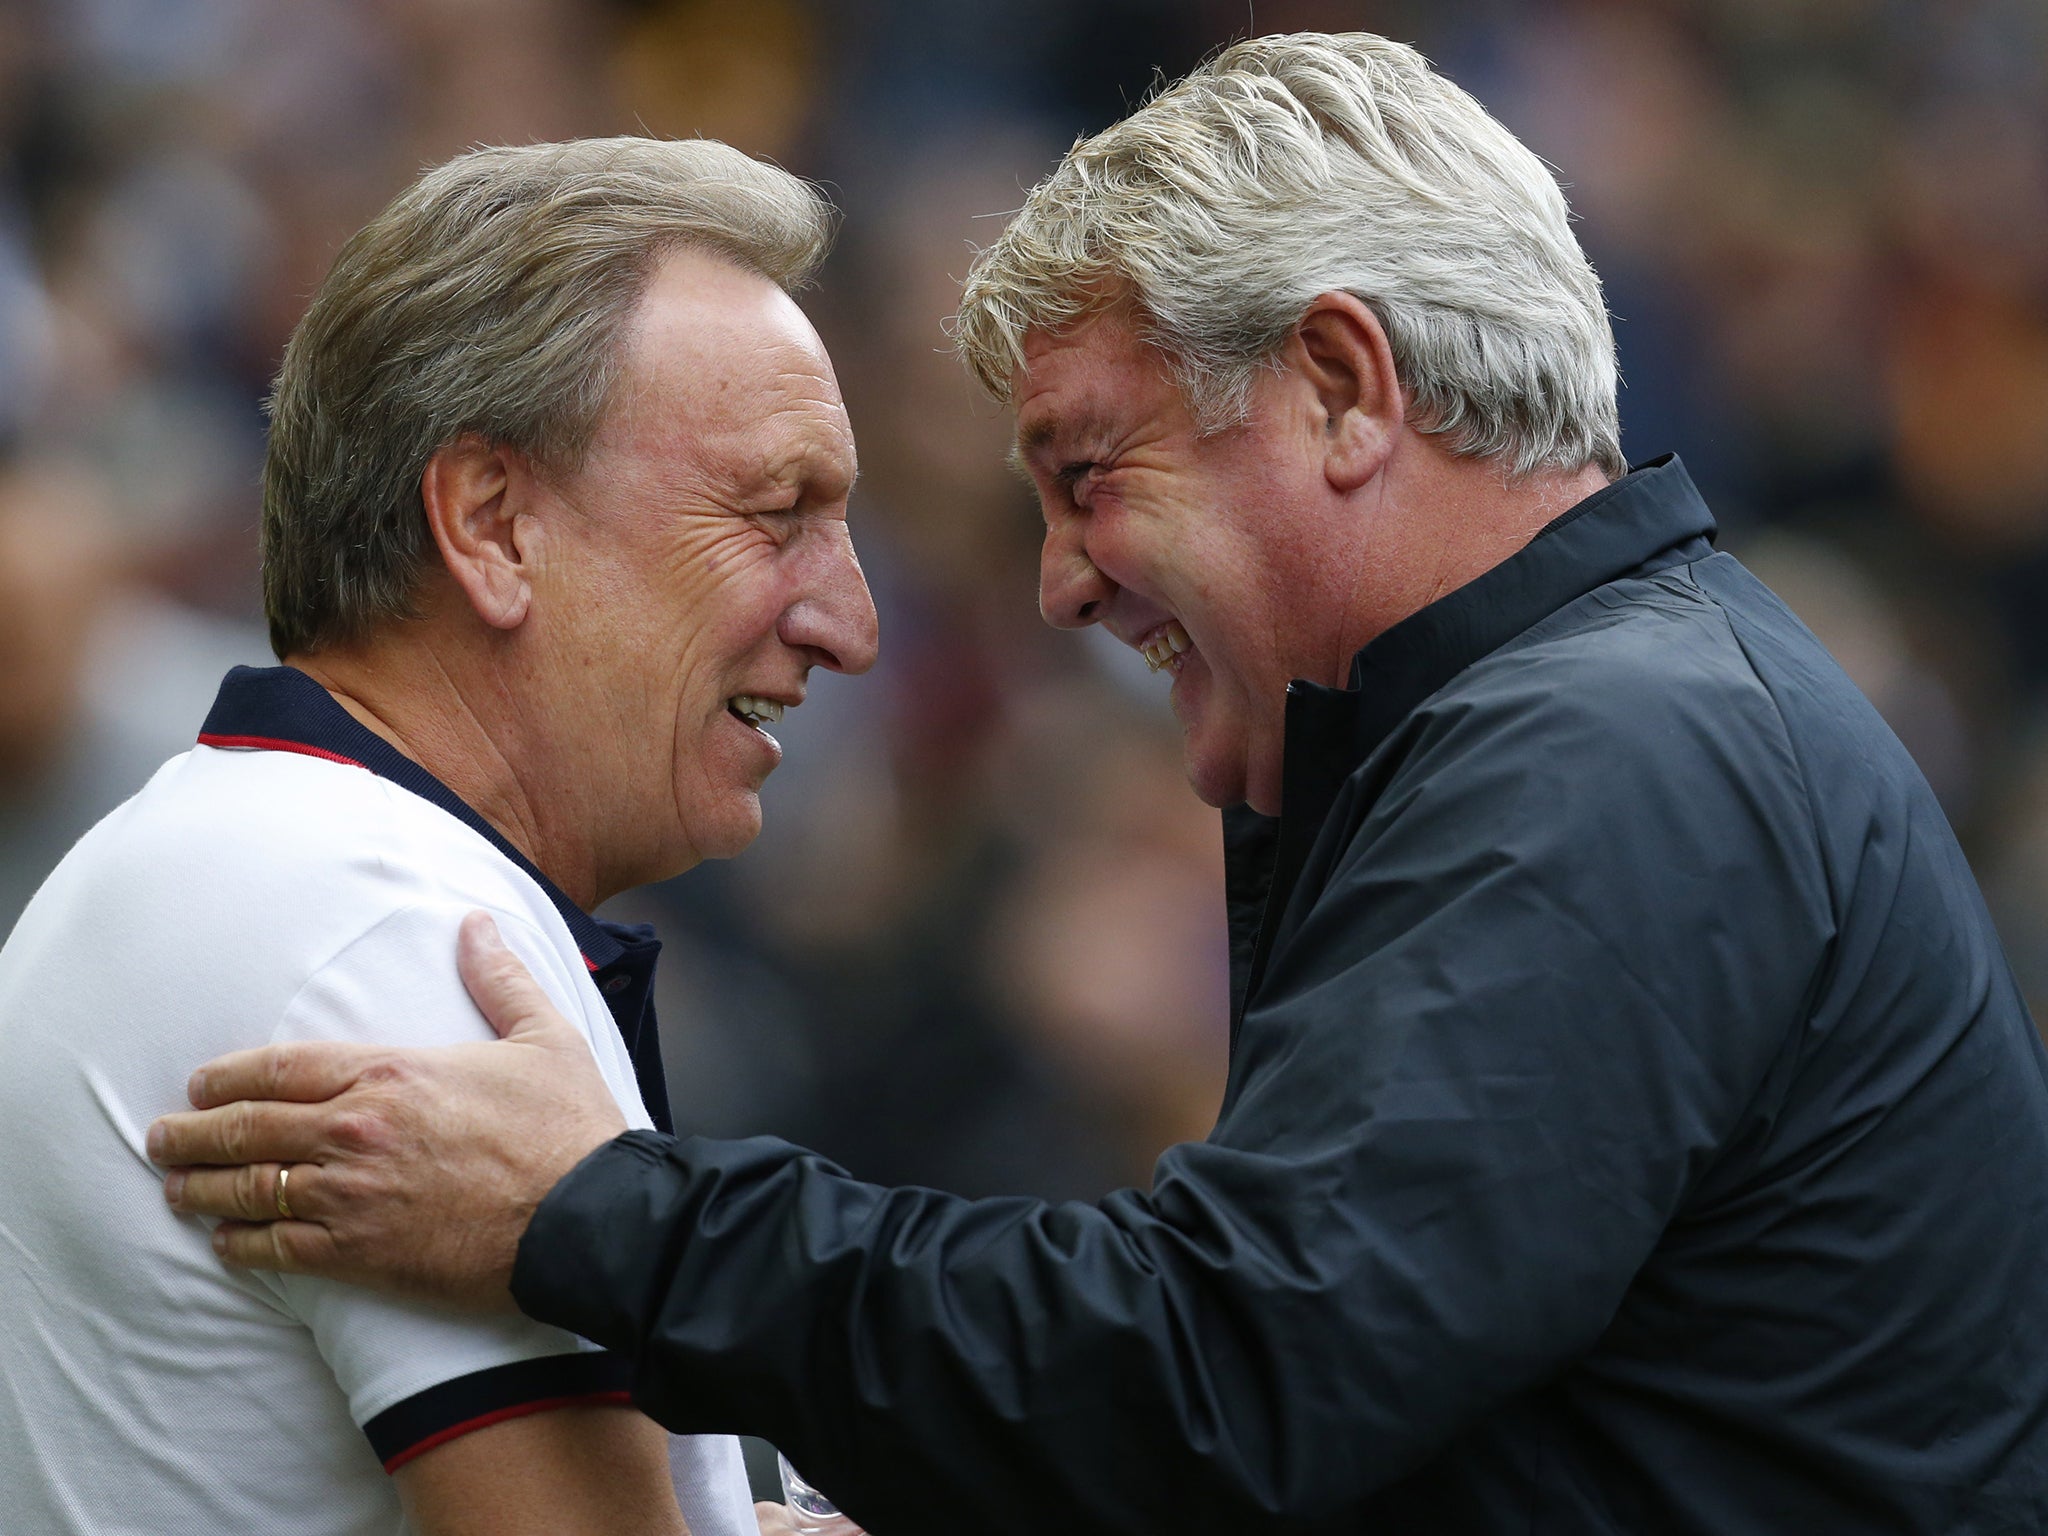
[
  {"xmin": 0, "ymin": 456, "xmax": 265, "ymax": 929},
  {"xmin": 1734, "ymin": 527, "xmax": 1982, "ymax": 820}
]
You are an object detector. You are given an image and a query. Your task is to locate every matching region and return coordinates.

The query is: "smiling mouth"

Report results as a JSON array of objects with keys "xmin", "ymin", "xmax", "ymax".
[
  {"xmin": 1138, "ymin": 620, "xmax": 1193, "ymax": 674},
  {"xmin": 728, "ymin": 695, "xmax": 787, "ymax": 732}
]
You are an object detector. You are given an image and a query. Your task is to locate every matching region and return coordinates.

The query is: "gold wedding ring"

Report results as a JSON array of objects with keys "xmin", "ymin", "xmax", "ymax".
[{"xmin": 275, "ymin": 1165, "xmax": 295, "ymax": 1222}]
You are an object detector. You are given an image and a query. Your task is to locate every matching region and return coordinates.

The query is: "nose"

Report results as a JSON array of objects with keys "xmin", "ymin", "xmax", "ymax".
[
  {"xmin": 783, "ymin": 524, "xmax": 879, "ymax": 675},
  {"xmin": 1038, "ymin": 516, "xmax": 1115, "ymax": 630}
]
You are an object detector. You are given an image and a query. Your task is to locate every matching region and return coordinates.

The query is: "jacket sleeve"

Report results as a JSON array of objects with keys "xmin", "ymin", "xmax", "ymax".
[{"xmin": 510, "ymin": 633, "xmax": 1834, "ymax": 1534}]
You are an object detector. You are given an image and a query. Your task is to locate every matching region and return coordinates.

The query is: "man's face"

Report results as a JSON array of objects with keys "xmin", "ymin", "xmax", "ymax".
[
  {"xmin": 528, "ymin": 249, "xmax": 876, "ymax": 890},
  {"xmin": 1013, "ymin": 310, "xmax": 1353, "ymax": 816}
]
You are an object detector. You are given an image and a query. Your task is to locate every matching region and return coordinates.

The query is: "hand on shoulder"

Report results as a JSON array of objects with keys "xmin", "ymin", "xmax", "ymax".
[{"xmin": 149, "ymin": 911, "xmax": 626, "ymax": 1307}]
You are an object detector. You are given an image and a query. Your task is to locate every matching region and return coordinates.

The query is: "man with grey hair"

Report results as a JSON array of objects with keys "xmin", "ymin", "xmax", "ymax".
[
  {"xmin": 152, "ymin": 34, "xmax": 2048, "ymax": 1533},
  {"xmin": 0, "ymin": 137, "xmax": 876, "ymax": 1534}
]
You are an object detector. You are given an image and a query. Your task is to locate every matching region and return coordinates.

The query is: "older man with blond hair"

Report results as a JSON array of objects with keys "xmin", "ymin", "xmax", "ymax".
[
  {"xmin": 0, "ymin": 138, "xmax": 875, "ymax": 1535},
  {"xmin": 153, "ymin": 33, "xmax": 2048, "ymax": 1535}
]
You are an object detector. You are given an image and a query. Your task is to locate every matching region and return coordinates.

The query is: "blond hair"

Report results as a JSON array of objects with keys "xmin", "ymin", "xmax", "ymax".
[
  {"xmin": 957, "ymin": 33, "xmax": 1623, "ymax": 479},
  {"xmin": 263, "ymin": 137, "xmax": 832, "ymax": 658}
]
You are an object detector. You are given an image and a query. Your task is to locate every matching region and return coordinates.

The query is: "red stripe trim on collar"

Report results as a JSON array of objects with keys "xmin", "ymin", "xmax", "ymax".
[{"xmin": 197, "ymin": 732, "xmax": 368, "ymax": 769}]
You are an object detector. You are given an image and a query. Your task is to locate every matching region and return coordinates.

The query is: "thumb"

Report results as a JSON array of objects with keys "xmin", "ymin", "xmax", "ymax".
[{"xmin": 457, "ymin": 911, "xmax": 581, "ymax": 1047}]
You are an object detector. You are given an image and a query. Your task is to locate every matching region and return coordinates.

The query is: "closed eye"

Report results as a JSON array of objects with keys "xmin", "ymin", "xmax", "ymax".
[{"xmin": 748, "ymin": 503, "xmax": 806, "ymax": 540}]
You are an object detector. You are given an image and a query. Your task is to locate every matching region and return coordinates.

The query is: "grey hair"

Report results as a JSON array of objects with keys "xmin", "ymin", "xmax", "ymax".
[
  {"xmin": 263, "ymin": 136, "xmax": 833, "ymax": 658},
  {"xmin": 957, "ymin": 32, "xmax": 1625, "ymax": 480}
]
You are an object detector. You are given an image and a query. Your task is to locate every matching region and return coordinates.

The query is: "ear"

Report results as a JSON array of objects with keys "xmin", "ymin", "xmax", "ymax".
[
  {"xmin": 1287, "ymin": 293, "xmax": 1404, "ymax": 493},
  {"xmin": 420, "ymin": 435, "xmax": 532, "ymax": 630}
]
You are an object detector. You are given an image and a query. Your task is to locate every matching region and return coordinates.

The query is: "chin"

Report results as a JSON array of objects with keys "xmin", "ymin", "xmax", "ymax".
[
  {"xmin": 1180, "ymin": 696, "xmax": 1283, "ymax": 811},
  {"xmin": 684, "ymin": 795, "xmax": 765, "ymax": 864},
  {"xmin": 1181, "ymin": 747, "xmax": 1249, "ymax": 813},
  {"xmin": 1184, "ymin": 745, "xmax": 1284, "ymax": 815}
]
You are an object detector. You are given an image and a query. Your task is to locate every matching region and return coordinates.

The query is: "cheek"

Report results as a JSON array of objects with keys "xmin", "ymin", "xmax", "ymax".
[
  {"xmin": 1100, "ymin": 470, "xmax": 1240, "ymax": 583},
  {"xmin": 644, "ymin": 521, "xmax": 785, "ymax": 622},
  {"xmin": 1082, "ymin": 495, "xmax": 1182, "ymax": 598},
  {"xmin": 665, "ymin": 575, "xmax": 792, "ymax": 707}
]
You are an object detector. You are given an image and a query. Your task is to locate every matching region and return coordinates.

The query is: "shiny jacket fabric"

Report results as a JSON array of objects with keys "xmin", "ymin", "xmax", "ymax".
[{"xmin": 514, "ymin": 458, "xmax": 2048, "ymax": 1534}]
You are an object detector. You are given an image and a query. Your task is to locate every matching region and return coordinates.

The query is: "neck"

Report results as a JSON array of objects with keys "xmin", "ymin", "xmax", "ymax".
[
  {"xmin": 1420, "ymin": 453, "xmax": 1612, "ymax": 598},
  {"xmin": 1325, "ymin": 444, "xmax": 1612, "ymax": 680},
  {"xmin": 285, "ymin": 636, "xmax": 603, "ymax": 911}
]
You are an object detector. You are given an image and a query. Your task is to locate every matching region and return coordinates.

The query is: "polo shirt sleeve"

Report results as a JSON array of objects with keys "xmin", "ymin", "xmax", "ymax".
[{"xmin": 253, "ymin": 902, "xmax": 635, "ymax": 1474}]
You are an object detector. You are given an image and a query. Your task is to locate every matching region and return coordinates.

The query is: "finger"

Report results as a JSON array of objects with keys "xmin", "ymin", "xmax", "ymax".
[
  {"xmin": 754, "ymin": 1503, "xmax": 797, "ymax": 1536},
  {"xmin": 185, "ymin": 1038, "xmax": 387, "ymax": 1110},
  {"xmin": 165, "ymin": 1161, "xmax": 316, "ymax": 1222},
  {"xmin": 147, "ymin": 1099, "xmax": 340, "ymax": 1167},
  {"xmin": 457, "ymin": 910, "xmax": 578, "ymax": 1045},
  {"xmin": 211, "ymin": 1216, "xmax": 343, "ymax": 1276}
]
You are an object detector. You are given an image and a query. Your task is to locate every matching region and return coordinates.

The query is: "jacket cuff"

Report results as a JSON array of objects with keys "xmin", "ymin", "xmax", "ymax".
[{"xmin": 511, "ymin": 1129, "xmax": 677, "ymax": 1354}]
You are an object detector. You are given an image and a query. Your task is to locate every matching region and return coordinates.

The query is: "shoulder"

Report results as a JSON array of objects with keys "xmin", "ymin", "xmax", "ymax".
[
  {"xmin": 1399, "ymin": 567, "xmax": 1795, "ymax": 796},
  {"xmin": 179, "ymin": 745, "xmax": 494, "ymax": 865},
  {"xmin": 1359, "ymin": 562, "xmax": 1824, "ymax": 893},
  {"xmin": 1483, "ymin": 562, "xmax": 1778, "ymax": 728},
  {"xmin": 275, "ymin": 901, "xmax": 577, "ymax": 1040},
  {"xmin": 152, "ymin": 746, "xmax": 560, "ymax": 934},
  {"xmin": 23, "ymin": 745, "xmax": 589, "ymax": 1037}
]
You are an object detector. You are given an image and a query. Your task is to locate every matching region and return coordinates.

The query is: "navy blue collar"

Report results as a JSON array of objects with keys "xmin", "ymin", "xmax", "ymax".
[
  {"xmin": 200, "ymin": 664, "xmax": 624, "ymax": 969},
  {"xmin": 1225, "ymin": 455, "xmax": 1720, "ymax": 1031},
  {"xmin": 1278, "ymin": 453, "xmax": 1716, "ymax": 819}
]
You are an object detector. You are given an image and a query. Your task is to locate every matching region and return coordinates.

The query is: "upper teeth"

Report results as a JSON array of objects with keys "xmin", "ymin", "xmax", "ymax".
[
  {"xmin": 731, "ymin": 696, "xmax": 785, "ymax": 726},
  {"xmin": 1139, "ymin": 621, "xmax": 1192, "ymax": 673}
]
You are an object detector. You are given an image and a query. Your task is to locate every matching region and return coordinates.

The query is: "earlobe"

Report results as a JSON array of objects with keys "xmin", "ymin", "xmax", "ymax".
[
  {"xmin": 421, "ymin": 437, "xmax": 532, "ymax": 631},
  {"xmin": 1292, "ymin": 294, "xmax": 1403, "ymax": 494}
]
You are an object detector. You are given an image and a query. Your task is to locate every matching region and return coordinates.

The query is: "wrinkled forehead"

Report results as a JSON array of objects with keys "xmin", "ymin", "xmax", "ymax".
[{"xmin": 605, "ymin": 259, "xmax": 856, "ymax": 493}]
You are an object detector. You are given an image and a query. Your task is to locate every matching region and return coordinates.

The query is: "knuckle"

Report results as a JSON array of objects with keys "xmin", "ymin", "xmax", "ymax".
[
  {"xmin": 358, "ymin": 1052, "xmax": 413, "ymax": 1090},
  {"xmin": 220, "ymin": 1102, "xmax": 254, "ymax": 1163},
  {"xmin": 282, "ymin": 1163, "xmax": 321, "ymax": 1220},
  {"xmin": 266, "ymin": 1042, "xmax": 310, "ymax": 1097},
  {"xmin": 285, "ymin": 1222, "xmax": 343, "ymax": 1279},
  {"xmin": 222, "ymin": 1219, "xmax": 298, "ymax": 1276},
  {"xmin": 329, "ymin": 1108, "xmax": 392, "ymax": 1158}
]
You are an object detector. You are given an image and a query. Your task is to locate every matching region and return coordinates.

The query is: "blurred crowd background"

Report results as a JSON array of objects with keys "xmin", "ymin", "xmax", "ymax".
[{"xmin": 2, "ymin": 0, "xmax": 2047, "ymax": 1347}]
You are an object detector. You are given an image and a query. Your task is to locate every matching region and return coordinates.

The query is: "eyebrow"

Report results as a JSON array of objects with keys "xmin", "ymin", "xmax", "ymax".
[
  {"xmin": 1008, "ymin": 411, "xmax": 1112, "ymax": 481},
  {"xmin": 768, "ymin": 438, "xmax": 859, "ymax": 492}
]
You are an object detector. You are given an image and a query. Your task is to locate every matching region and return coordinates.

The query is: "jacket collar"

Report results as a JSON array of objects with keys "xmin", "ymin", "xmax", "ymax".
[
  {"xmin": 1226, "ymin": 455, "xmax": 1719, "ymax": 1029},
  {"xmin": 199, "ymin": 664, "xmax": 626, "ymax": 971}
]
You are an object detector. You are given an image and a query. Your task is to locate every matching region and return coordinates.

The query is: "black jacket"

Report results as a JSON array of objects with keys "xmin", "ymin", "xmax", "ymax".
[{"xmin": 514, "ymin": 458, "xmax": 2048, "ymax": 1533}]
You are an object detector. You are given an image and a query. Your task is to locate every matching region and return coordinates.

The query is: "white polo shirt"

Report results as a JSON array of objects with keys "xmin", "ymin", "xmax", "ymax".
[{"xmin": 0, "ymin": 666, "xmax": 757, "ymax": 1536}]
